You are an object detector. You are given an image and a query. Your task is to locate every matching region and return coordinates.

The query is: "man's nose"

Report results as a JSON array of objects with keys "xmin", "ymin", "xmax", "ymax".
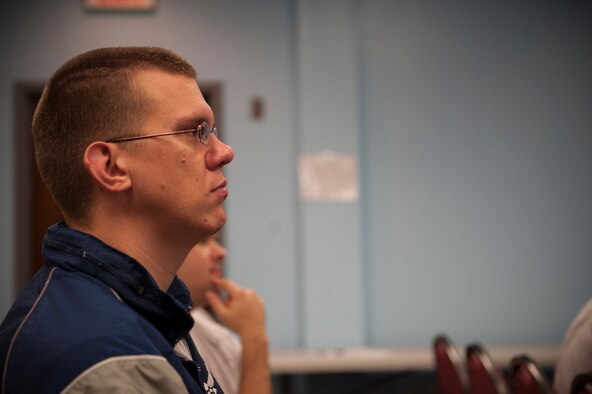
[{"xmin": 205, "ymin": 135, "xmax": 234, "ymax": 170}]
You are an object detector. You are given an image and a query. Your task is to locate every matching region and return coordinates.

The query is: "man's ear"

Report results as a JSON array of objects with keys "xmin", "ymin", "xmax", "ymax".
[{"xmin": 83, "ymin": 142, "xmax": 132, "ymax": 192}]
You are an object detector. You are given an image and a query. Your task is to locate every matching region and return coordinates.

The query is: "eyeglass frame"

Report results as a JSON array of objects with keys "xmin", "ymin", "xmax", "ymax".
[{"xmin": 105, "ymin": 121, "xmax": 217, "ymax": 145}]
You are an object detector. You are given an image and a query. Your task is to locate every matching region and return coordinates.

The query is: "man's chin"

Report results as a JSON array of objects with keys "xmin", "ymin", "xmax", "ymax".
[
  {"xmin": 206, "ymin": 211, "xmax": 226, "ymax": 234},
  {"xmin": 189, "ymin": 211, "xmax": 226, "ymax": 244}
]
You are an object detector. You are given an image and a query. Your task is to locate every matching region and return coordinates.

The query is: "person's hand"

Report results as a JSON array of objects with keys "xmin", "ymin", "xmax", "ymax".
[
  {"xmin": 207, "ymin": 278, "xmax": 271, "ymax": 394},
  {"xmin": 205, "ymin": 277, "xmax": 266, "ymax": 341}
]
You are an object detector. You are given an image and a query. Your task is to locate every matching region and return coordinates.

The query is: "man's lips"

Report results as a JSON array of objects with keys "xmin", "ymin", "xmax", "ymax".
[{"xmin": 211, "ymin": 180, "xmax": 228, "ymax": 198}]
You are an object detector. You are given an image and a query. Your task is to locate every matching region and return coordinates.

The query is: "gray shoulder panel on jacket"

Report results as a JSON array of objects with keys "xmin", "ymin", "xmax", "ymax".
[{"xmin": 60, "ymin": 355, "xmax": 189, "ymax": 394}]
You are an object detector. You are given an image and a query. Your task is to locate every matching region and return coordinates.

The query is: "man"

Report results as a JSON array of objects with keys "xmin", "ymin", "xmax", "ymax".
[
  {"xmin": 0, "ymin": 47, "xmax": 234, "ymax": 393},
  {"xmin": 177, "ymin": 237, "xmax": 271, "ymax": 394},
  {"xmin": 554, "ymin": 298, "xmax": 592, "ymax": 394}
]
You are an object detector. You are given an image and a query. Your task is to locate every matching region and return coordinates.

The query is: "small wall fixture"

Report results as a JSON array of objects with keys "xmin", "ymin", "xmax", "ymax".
[{"xmin": 84, "ymin": 0, "xmax": 156, "ymax": 12}]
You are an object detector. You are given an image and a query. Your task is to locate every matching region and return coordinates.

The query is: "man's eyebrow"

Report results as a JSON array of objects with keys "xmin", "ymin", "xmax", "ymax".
[
  {"xmin": 171, "ymin": 116, "xmax": 203, "ymax": 130},
  {"xmin": 172, "ymin": 114, "xmax": 215, "ymax": 130}
]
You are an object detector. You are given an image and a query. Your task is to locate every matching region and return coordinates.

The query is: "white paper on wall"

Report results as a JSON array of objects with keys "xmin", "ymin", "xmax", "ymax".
[{"xmin": 298, "ymin": 152, "xmax": 359, "ymax": 203}]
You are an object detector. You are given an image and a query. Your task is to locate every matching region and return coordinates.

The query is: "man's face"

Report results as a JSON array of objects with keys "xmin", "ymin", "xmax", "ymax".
[
  {"xmin": 178, "ymin": 237, "xmax": 227, "ymax": 305},
  {"xmin": 122, "ymin": 69, "xmax": 234, "ymax": 246}
]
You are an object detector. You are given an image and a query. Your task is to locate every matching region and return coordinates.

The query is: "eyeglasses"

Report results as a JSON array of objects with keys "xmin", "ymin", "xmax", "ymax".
[{"xmin": 105, "ymin": 121, "xmax": 217, "ymax": 145}]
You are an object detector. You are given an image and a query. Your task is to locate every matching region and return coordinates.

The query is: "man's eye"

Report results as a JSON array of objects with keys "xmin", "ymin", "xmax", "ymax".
[{"xmin": 190, "ymin": 127, "xmax": 200, "ymax": 137}]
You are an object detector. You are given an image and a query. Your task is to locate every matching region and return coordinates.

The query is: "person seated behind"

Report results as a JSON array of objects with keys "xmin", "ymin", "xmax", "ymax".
[
  {"xmin": 554, "ymin": 298, "xmax": 592, "ymax": 394},
  {"xmin": 178, "ymin": 236, "xmax": 271, "ymax": 394}
]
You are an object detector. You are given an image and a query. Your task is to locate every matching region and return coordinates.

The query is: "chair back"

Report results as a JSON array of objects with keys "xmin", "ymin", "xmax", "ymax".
[
  {"xmin": 433, "ymin": 335, "xmax": 470, "ymax": 394},
  {"xmin": 509, "ymin": 354, "xmax": 553, "ymax": 394},
  {"xmin": 466, "ymin": 343, "xmax": 510, "ymax": 394},
  {"xmin": 571, "ymin": 371, "xmax": 592, "ymax": 394}
]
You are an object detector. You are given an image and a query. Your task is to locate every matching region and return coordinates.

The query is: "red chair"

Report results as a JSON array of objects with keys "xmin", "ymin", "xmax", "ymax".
[
  {"xmin": 571, "ymin": 371, "xmax": 592, "ymax": 394},
  {"xmin": 509, "ymin": 354, "xmax": 553, "ymax": 394},
  {"xmin": 466, "ymin": 343, "xmax": 510, "ymax": 394},
  {"xmin": 433, "ymin": 335, "xmax": 470, "ymax": 394}
]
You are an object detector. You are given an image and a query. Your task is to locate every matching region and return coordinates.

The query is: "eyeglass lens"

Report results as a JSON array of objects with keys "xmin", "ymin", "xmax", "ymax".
[{"xmin": 199, "ymin": 122, "xmax": 217, "ymax": 144}]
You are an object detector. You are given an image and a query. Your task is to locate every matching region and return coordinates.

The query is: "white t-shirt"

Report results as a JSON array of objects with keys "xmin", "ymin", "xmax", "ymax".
[
  {"xmin": 189, "ymin": 307, "xmax": 242, "ymax": 394},
  {"xmin": 554, "ymin": 298, "xmax": 592, "ymax": 394}
]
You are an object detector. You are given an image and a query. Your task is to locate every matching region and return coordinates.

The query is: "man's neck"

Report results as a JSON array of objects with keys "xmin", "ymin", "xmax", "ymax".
[{"xmin": 70, "ymin": 218, "xmax": 191, "ymax": 291}]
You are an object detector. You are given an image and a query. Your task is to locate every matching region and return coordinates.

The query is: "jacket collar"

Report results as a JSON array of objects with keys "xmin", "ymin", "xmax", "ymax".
[{"xmin": 42, "ymin": 222, "xmax": 194, "ymax": 345}]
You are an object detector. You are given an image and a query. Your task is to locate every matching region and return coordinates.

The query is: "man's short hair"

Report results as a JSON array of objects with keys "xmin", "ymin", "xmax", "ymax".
[{"xmin": 32, "ymin": 47, "xmax": 197, "ymax": 223}]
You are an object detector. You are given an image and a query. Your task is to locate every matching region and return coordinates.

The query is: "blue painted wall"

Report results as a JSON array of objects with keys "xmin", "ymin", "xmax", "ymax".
[
  {"xmin": 359, "ymin": 0, "xmax": 592, "ymax": 346},
  {"xmin": 1, "ymin": 0, "xmax": 591, "ymax": 350}
]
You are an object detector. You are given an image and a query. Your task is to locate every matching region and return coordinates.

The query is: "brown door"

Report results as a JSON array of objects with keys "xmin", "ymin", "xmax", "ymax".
[{"xmin": 14, "ymin": 83, "xmax": 62, "ymax": 293}]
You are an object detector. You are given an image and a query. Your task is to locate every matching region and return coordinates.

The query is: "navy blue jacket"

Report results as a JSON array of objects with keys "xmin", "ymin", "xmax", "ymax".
[{"xmin": 0, "ymin": 223, "xmax": 222, "ymax": 394}]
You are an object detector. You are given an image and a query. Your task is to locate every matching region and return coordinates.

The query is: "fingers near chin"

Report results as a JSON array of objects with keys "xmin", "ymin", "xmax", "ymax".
[{"xmin": 213, "ymin": 277, "xmax": 241, "ymax": 292}]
